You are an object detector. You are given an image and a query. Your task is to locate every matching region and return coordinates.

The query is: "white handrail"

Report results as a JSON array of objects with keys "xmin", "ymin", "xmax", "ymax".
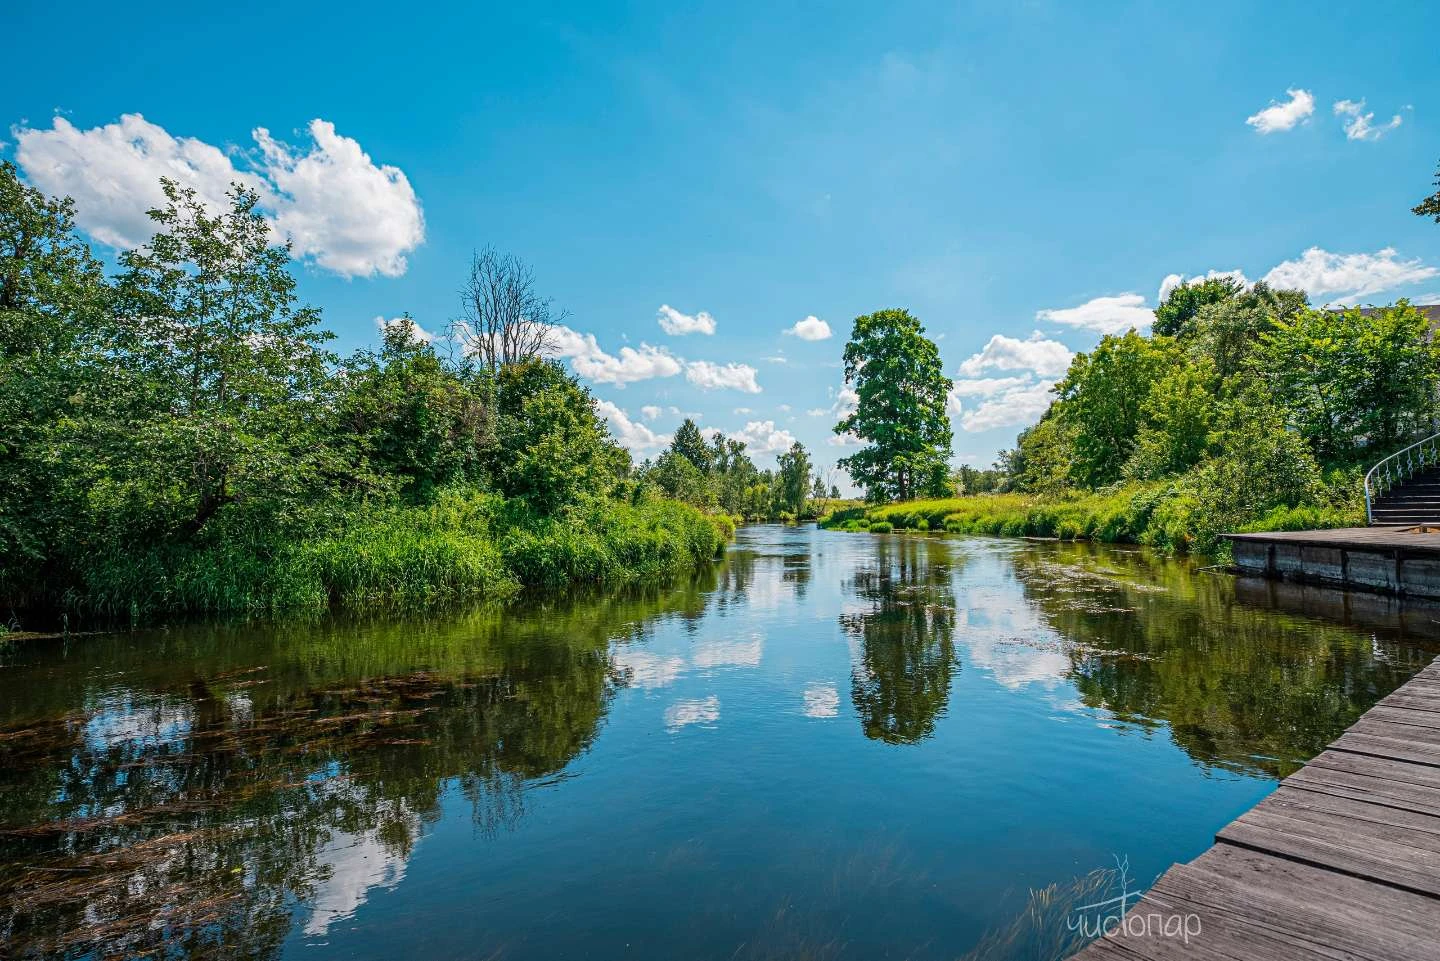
[{"xmin": 1364, "ymin": 430, "xmax": 1440, "ymax": 524}]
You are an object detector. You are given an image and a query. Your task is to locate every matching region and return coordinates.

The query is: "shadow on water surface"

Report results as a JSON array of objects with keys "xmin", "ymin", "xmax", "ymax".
[{"xmin": 0, "ymin": 528, "xmax": 1436, "ymax": 960}]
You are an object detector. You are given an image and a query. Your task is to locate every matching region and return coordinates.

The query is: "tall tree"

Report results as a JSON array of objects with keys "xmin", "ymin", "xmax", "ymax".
[
  {"xmin": 1255, "ymin": 302, "xmax": 1440, "ymax": 465},
  {"xmin": 0, "ymin": 163, "xmax": 110, "ymax": 594},
  {"xmin": 835, "ymin": 309, "xmax": 953, "ymax": 502},
  {"xmin": 776, "ymin": 441, "xmax": 812, "ymax": 516},
  {"xmin": 109, "ymin": 180, "xmax": 338, "ymax": 537},
  {"xmin": 670, "ymin": 418, "xmax": 712, "ymax": 473}
]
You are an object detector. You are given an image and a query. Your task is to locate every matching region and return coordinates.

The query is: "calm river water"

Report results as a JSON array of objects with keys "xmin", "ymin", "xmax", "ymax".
[{"xmin": 2, "ymin": 525, "xmax": 1436, "ymax": 959}]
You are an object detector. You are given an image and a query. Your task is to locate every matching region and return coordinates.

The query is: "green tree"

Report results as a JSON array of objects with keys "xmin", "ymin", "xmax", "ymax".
[
  {"xmin": 997, "ymin": 414, "xmax": 1074, "ymax": 494},
  {"xmin": 0, "ymin": 161, "xmax": 108, "ymax": 357},
  {"xmin": 1125, "ymin": 359, "xmax": 1217, "ymax": 480},
  {"xmin": 647, "ymin": 449, "xmax": 716, "ymax": 509},
  {"xmin": 1153, "ymin": 275, "xmax": 1245, "ymax": 338},
  {"xmin": 1056, "ymin": 331, "xmax": 1176, "ymax": 487},
  {"xmin": 489, "ymin": 358, "xmax": 627, "ymax": 512},
  {"xmin": 1255, "ymin": 302, "xmax": 1440, "ymax": 465},
  {"xmin": 0, "ymin": 163, "xmax": 111, "ymax": 595},
  {"xmin": 671, "ymin": 418, "xmax": 712, "ymax": 473},
  {"xmin": 1187, "ymin": 282, "xmax": 1308, "ymax": 379},
  {"xmin": 107, "ymin": 180, "xmax": 339, "ymax": 538},
  {"xmin": 1189, "ymin": 391, "xmax": 1325, "ymax": 532},
  {"xmin": 776, "ymin": 441, "xmax": 812, "ymax": 516},
  {"xmin": 339, "ymin": 317, "xmax": 492, "ymax": 502},
  {"xmin": 835, "ymin": 308, "xmax": 953, "ymax": 502}
]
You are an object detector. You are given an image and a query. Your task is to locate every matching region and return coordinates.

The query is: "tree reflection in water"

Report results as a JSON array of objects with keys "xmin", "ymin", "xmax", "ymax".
[
  {"xmin": 0, "ymin": 578, "xmax": 714, "ymax": 960},
  {"xmin": 1006, "ymin": 542, "xmax": 1437, "ymax": 777},
  {"xmin": 842, "ymin": 536, "xmax": 961, "ymax": 744}
]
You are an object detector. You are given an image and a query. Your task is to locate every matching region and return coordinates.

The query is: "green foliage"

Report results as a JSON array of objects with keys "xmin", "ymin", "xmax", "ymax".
[
  {"xmin": 1186, "ymin": 282, "xmax": 1308, "ymax": 378},
  {"xmin": 1152, "ymin": 275, "xmax": 1245, "ymax": 338},
  {"xmin": 999, "ymin": 416, "xmax": 1075, "ymax": 494},
  {"xmin": 1256, "ymin": 302, "xmax": 1440, "ymax": 465},
  {"xmin": 489, "ymin": 358, "xmax": 627, "ymax": 512},
  {"xmin": 66, "ymin": 490, "xmax": 727, "ymax": 619},
  {"xmin": 1056, "ymin": 331, "xmax": 1176, "ymax": 487},
  {"xmin": 1124, "ymin": 359, "xmax": 1216, "ymax": 480},
  {"xmin": 106, "ymin": 180, "xmax": 342, "ymax": 540},
  {"xmin": 670, "ymin": 418, "xmax": 712, "ymax": 472},
  {"xmin": 640, "ymin": 426, "xmax": 823, "ymax": 522},
  {"xmin": 836, "ymin": 308, "xmax": 953, "ymax": 501},
  {"xmin": 867, "ymin": 520, "xmax": 894, "ymax": 533},
  {"xmin": 776, "ymin": 441, "xmax": 812, "ymax": 516},
  {"xmin": 338, "ymin": 318, "xmax": 492, "ymax": 502},
  {"xmin": 950, "ymin": 464, "xmax": 1005, "ymax": 495},
  {"xmin": 0, "ymin": 174, "xmax": 732, "ymax": 620}
]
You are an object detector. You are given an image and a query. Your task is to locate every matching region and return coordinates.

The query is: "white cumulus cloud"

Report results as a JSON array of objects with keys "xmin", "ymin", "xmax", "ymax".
[
  {"xmin": 785, "ymin": 315, "xmax": 832, "ymax": 341},
  {"xmin": 1262, "ymin": 247, "xmax": 1438, "ymax": 305},
  {"xmin": 15, "ymin": 114, "xmax": 423, "ymax": 278},
  {"xmin": 1246, "ymin": 88, "xmax": 1315, "ymax": 134},
  {"xmin": 730, "ymin": 420, "xmax": 797, "ymax": 455},
  {"xmin": 657, "ymin": 304, "xmax": 716, "ymax": 336},
  {"xmin": 959, "ymin": 381, "xmax": 1056, "ymax": 432},
  {"xmin": 640, "ymin": 405, "xmax": 663, "ymax": 421},
  {"xmin": 957, "ymin": 332, "xmax": 1073, "ymax": 379},
  {"xmin": 545, "ymin": 325, "xmax": 683, "ymax": 386},
  {"xmin": 595, "ymin": 399, "xmax": 669, "ymax": 454},
  {"xmin": 1333, "ymin": 99, "xmax": 1402, "ymax": 142},
  {"xmin": 1036, "ymin": 294, "xmax": 1152, "ymax": 335},
  {"xmin": 686, "ymin": 360, "xmax": 762, "ymax": 393}
]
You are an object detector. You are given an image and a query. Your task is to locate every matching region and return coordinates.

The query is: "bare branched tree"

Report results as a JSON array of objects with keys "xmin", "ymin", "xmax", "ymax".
[{"xmin": 454, "ymin": 248, "xmax": 565, "ymax": 370}]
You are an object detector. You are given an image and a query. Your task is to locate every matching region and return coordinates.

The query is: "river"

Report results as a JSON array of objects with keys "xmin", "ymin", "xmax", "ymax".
[{"xmin": 1, "ymin": 525, "xmax": 1435, "ymax": 959}]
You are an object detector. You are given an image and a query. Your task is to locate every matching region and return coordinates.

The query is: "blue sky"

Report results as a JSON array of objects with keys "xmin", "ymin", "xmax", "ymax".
[{"xmin": 6, "ymin": 0, "xmax": 1440, "ymax": 485}]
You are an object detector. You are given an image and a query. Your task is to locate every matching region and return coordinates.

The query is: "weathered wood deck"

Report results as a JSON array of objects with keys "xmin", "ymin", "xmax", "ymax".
[{"xmin": 1071, "ymin": 654, "xmax": 1440, "ymax": 960}]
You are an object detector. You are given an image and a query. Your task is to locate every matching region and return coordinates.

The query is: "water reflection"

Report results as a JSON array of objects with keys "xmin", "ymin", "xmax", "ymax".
[
  {"xmin": 0, "ymin": 583, "xmax": 710, "ymax": 960},
  {"xmin": 0, "ymin": 529, "xmax": 1436, "ymax": 961},
  {"xmin": 842, "ymin": 537, "xmax": 961, "ymax": 745},
  {"xmin": 1006, "ymin": 542, "xmax": 1436, "ymax": 776}
]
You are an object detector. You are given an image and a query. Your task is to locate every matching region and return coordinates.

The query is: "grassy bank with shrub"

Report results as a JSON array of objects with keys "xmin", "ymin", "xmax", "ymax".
[
  {"xmin": 64, "ymin": 492, "xmax": 730, "ymax": 620},
  {"xmin": 820, "ymin": 483, "xmax": 1363, "ymax": 556},
  {"xmin": 0, "ymin": 171, "xmax": 734, "ymax": 626}
]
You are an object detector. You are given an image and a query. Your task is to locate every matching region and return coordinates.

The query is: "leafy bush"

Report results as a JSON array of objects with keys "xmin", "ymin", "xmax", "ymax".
[{"xmin": 868, "ymin": 520, "xmax": 894, "ymax": 533}]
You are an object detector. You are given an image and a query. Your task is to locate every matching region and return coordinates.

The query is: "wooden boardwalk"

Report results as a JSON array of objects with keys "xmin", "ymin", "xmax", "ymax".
[{"xmin": 1072, "ymin": 655, "xmax": 1440, "ymax": 960}]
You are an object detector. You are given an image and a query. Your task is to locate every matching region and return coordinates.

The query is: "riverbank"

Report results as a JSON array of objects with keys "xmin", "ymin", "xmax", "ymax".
[
  {"xmin": 819, "ymin": 486, "xmax": 1362, "ymax": 555},
  {"xmin": 15, "ymin": 492, "xmax": 730, "ymax": 623}
]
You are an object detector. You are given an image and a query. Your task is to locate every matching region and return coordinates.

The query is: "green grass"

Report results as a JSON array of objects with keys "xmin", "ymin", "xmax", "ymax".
[
  {"xmin": 819, "ymin": 486, "xmax": 1363, "ymax": 556},
  {"xmin": 69, "ymin": 490, "xmax": 730, "ymax": 620}
]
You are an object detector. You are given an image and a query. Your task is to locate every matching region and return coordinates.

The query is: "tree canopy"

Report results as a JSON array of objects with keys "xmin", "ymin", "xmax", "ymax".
[{"xmin": 835, "ymin": 308, "xmax": 953, "ymax": 502}]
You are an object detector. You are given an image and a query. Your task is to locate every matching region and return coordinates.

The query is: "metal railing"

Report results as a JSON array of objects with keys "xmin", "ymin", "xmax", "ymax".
[{"xmin": 1364, "ymin": 430, "xmax": 1440, "ymax": 524}]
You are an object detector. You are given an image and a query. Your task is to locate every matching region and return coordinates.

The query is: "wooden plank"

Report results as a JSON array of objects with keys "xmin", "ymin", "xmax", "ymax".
[
  {"xmin": 1305, "ymin": 748, "xmax": 1440, "ymax": 790},
  {"xmin": 1071, "ymin": 656, "xmax": 1440, "ymax": 961},
  {"xmin": 1375, "ymin": 692, "xmax": 1440, "ymax": 716},
  {"xmin": 1191, "ymin": 844, "xmax": 1440, "ymax": 944},
  {"xmin": 1219, "ymin": 810, "xmax": 1440, "ymax": 897},
  {"xmin": 1252, "ymin": 785, "xmax": 1440, "ymax": 840},
  {"xmin": 1288, "ymin": 763, "xmax": 1440, "ymax": 818},
  {"xmin": 1331, "ymin": 730, "xmax": 1440, "ymax": 767},
  {"xmin": 1349, "ymin": 715, "xmax": 1440, "ymax": 745},
  {"xmin": 1358, "ymin": 704, "xmax": 1440, "ymax": 732}
]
